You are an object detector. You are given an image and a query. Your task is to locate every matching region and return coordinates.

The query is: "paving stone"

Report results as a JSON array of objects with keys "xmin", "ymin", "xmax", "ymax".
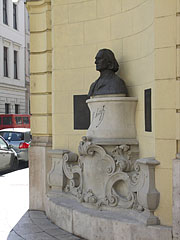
[
  {"xmin": 22, "ymin": 211, "xmax": 30, "ymax": 218},
  {"xmin": 31, "ymin": 216, "xmax": 62, "ymax": 231},
  {"xmin": 64, "ymin": 236, "xmax": 83, "ymax": 240},
  {"xmin": 7, "ymin": 230, "xmax": 24, "ymax": 240},
  {"xmin": 44, "ymin": 227, "xmax": 70, "ymax": 236},
  {"xmin": 8, "ymin": 210, "xmax": 86, "ymax": 240},
  {"xmin": 13, "ymin": 222, "xmax": 43, "ymax": 235},
  {"xmin": 54, "ymin": 235, "xmax": 82, "ymax": 240},
  {"xmin": 15, "ymin": 216, "xmax": 33, "ymax": 225},
  {"xmin": 29, "ymin": 210, "xmax": 47, "ymax": 219},
  {"xmin": 24, "ymin": 232, "xmax": 58, "ymax": 240},
  {"xmin": 32, "ymin": 217, "xmax": 54, "ymax": 225},
  {"xmin": 38, "ymin": 222, "xmax": 61, "ymax": 230}
]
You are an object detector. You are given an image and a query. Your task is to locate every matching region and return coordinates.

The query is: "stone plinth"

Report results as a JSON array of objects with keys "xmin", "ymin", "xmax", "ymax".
[
  {"xmin": 47, "ymin": 149, "xmax": 70, "ymax": 191},
  {"xmin": 173, "ymin": 153, "xmax": 180, "ymax": 239},
  {"xmin": 45, "ymin": 192, "xmax": 172, "ymax": 240},
  {"xmin": 29, "ymin": 136, "xmax": 52, "ymax": 210},
  {"xmin": 86, "ymin": 95, "xmax": 138, "ymax": 140},
  {"xmin": 46, "ymin": 92, "xmax": 162, "ymax": 238}
]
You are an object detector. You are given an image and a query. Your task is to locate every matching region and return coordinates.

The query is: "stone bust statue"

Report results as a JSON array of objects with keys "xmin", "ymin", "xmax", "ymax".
[{"xmin": 88, "ymin": 49, "xmax": 128, "ymax": 97}]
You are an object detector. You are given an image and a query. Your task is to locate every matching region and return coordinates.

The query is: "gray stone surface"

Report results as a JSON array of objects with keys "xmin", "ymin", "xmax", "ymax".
[
  {"xmin": 173, "ymin": 154, "xmax": 180, "ymax": 239},
  {"xmin": 45, "ymin": 192, "xmax": 173, "ymax": 240},
  {"xmin": 7, "ymin": 210, "xmax": 84, "ymax": 240},
  {"xmin": 86, "ymin": 96, "xmax": 137, "ymax": 139},
  {"xmin": 29, "ymin": 136, "xmax": 52, "ymax": 211}
]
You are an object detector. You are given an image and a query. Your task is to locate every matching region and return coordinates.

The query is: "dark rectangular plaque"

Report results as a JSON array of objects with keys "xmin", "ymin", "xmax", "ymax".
[
  {"xmin": 74, "ymin": 95, "xmax": 90, "ymax": 130},
  {"xmin": 145, "ymin": 88, "xmax": 152, "ymax": 132}
]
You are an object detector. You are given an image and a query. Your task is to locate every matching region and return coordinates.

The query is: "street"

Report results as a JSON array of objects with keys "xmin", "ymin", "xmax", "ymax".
[{"xmin": 0, "ymin": 163, "xmax": 29, "ymax": 239}]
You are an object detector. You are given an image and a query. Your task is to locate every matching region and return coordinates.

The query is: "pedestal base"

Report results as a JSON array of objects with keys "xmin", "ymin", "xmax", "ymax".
[{"xmin": 45, "ymin": 191, "xmax": 172, "ymax": 240}]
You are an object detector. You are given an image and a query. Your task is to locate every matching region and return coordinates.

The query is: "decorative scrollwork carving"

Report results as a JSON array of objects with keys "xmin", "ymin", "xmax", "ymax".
[
  {"xmin": 62, "ymin": 152, "xmax": 83, "ymax": 198},
  {"xmin": 78, "ymin": 136, "xmax": 93, "ymax": 156},
  {"xmin": 83, "ymin": 189, "xmax": 98, "ymax": 204},
  {"xmin": 106, "ymin": 194, "xmax": 118, "ymax": 207},
  {"xmin": 112, "ymin": 145, "xmax": 132, "ymax": 172},
  {"xmin": 105, "ymin": 172, "xmax": 135, "ymax": 209},
  {"xmin": 78, "ymin": 137, "xmax": 116, "ymax": 176},
  {"xmin": 49, "ymin": 142, "xmax": 160, "ymax": 225}
]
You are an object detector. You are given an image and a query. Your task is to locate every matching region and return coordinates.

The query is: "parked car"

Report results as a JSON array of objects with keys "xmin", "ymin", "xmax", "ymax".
[
  {"xmin": 0, "ymin": 136, "xmax": 18, "ymax": 172},
  {"xmin": 0, "ymin": 128, "xmax": 31, "ymax": 162}
]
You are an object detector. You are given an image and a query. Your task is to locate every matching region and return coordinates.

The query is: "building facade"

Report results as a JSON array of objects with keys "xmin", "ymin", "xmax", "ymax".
[
  {"xmin": 0, "ymin": 0, "xmax": 30, "ymax": 114},
  {"xmin": 27, "ymin": 0, "xmax": 180, "ymax": 239}
]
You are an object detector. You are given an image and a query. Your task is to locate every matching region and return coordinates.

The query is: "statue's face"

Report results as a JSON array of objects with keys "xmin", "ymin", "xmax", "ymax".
[{"xmin": 95, "ymin": 51, "xmax": 108, "ymax": 72}]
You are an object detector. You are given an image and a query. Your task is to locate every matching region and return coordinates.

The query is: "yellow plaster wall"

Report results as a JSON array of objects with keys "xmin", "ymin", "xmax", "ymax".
[
  {"xmin": 27, "ymin": 0, "xmax": 180, "ymax": 226},
  {"xmin": 51, "ymin": 0, "xmax": 179, "ymax": 226},
  {"xmin": 27, "ymin": 0, "xmax": 52, "ymax": 136},
  {"xmin": 52, "ymin": 0, "xmax": 155, "ymax": 157},
  {"xmin": 153, "ymin": 0, "xmax": 178, "ymax": 225}
]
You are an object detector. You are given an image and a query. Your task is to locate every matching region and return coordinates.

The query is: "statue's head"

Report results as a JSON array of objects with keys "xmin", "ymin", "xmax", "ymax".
[{"xmin": 95, "ymin": 49, "xmax": 119, "ymax": 73}]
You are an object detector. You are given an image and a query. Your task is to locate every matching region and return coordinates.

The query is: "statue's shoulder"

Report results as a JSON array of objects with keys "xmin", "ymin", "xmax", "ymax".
[
  {"xmin": 112, "ymin": 74, "xmax": 125, "ymax": 84},
  {"xmin": 88, "ymin": 79, "xmax": 99, "ymax": 97}
]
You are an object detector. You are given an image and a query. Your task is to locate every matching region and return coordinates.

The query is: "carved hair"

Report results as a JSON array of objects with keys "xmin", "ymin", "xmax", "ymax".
[{"xmin": 98, "ymin": 49, "xmax": 119, "ymax": 72}]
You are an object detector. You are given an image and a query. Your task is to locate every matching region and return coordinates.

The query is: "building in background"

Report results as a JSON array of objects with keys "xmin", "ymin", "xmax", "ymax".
[{"xmin": 0, "ymin": 0, "xmax": 30, "ymax": 114}]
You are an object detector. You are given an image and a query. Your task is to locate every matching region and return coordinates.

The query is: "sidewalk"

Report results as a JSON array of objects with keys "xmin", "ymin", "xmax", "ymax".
[
  {"xmin": 0, "ymin": 167, "xmax": 29, "ymax": 239},
  {"xmin": 8, "ymin": 210, "xmax": 84, "ymax": 240}
]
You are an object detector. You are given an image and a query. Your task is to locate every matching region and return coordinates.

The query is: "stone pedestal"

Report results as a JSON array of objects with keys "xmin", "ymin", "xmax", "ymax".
[
  {"xmin": 29, "ymin": 136, "xmax": 52, "ymax": 210},
  {"xmin": 45, "ymin": 192, "xmax": 172, "ymax": 240},
  {"xmin": 87, "ymin": 95, "xmax": 138, "ymax": 140},
  {"xmin": 46, "ymin": 94, "xmax": 162, "ymax": 239},
  {"xmin": 47, "ymin": 149, "xmax": 70, "ymax": 191},
  {"xmin": 47, "ymin": 95, "xmax": 160, "ymax": 226},
  {"xmin": 173, "ymin": 153, "xmax": 180, "ymax": 239}
]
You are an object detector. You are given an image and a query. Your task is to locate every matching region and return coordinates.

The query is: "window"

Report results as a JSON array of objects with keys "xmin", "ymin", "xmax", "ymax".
[
  {"xmin": 14, "ymin": 51, "xmax": 18, "ymax": 79},
  {"xmin": 0, "ymin": 132, "xmax": 24, "ymax": 141},
  {"xmin": 23, "ymin": 117, "xmax": 29, "ymax": 124},
  {"xmin": 73, "ymin": 95, "xmax": 90, "ymax": 130},
  {"xmin": 0, "ymin": 138, "xmax": 8, "ymax": 150},
  {"xmin": 15, "ymin": 117, "xmax": 22, "ymax": 124},
  {"xmin": 15, "ymin": 104, "xmax": 19, "ymax": 114},
  {"xmin": 5, "ymin": 103, "xmax": 10, "ymax": 114},
  {"xmin": 3, "ymin": 0, "xmax": 8, "ymax": 25},
  {"xmin": 3, "ymin": 116, "xmax": 12, "ymax": 125},
  {"xmin": 4, "ymin": 47, "xmax": 8, "ymax": 77},
  {"xmin": 13, "ymin": 4, "xmax": 17, "ymax": 29}
]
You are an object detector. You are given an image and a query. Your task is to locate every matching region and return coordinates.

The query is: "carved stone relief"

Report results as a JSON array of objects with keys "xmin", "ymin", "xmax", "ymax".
[{"xmin": 48, "ymin": 137, "xmax": 160, "ymax": 225}]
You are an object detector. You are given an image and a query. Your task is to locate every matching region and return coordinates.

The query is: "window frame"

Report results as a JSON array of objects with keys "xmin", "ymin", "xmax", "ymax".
[
  {"xmin": 5, "ymin": 103, "xmax": 10, "ymax": 114},
  {"xmin": 0, "ymin": 137, "xmax": 8, "ymax": 150},
  {"xmin": 144, "ymin": 88, "xmax": 152, "ymax": 132},
  {"xmin": 3, "ymin": 0, "xmax": 8, "ymax": 25},
  {"xmin": 4, "ymin": 47, "xmax": 8, "ymax": 78},
  {"xmin": 14, "ymin": 50, "xmax": 18, "ymax": 79},
  {"xmin": 15, "ymin": 104, "xmax": 19, "ymax": 114},
  {"xmin": 13, "ymin": 3, "xmax": 17, "ymax": 30}
]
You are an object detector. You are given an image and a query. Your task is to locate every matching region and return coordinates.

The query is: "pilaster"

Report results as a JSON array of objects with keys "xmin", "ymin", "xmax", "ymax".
[{"xmin": 26, "ymin": 0, "xmax": 52, "ymax": 210}]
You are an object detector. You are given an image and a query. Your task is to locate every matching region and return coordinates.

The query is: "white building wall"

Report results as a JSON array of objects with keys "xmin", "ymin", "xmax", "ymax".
[{"xmin": 0, "ymin": 0, "xmax": 30, "ymax": 114}]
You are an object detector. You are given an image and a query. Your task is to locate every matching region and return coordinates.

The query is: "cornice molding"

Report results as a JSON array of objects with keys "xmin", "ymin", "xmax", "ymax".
[
  {"xmin": 0, "ymin": 83, "xmax": 27, "ymax": 92},
  {"xmin": 26, "ymin": 0, "xmax": 51, "ymax": 14}
]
